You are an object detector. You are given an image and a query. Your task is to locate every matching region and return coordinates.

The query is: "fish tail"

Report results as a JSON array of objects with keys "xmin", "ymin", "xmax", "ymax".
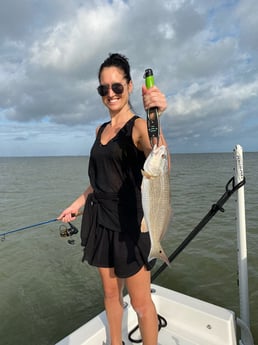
[{"xmin": 148, "ymin": 245, "xmax": 170, "ymax": 266}]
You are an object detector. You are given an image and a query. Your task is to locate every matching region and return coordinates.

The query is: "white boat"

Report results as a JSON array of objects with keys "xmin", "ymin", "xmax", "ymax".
[
  {"xmin": 56, "ymin": 283, "xmax": 242, "ymax": 345},
  {"xmin": 55, "ymin": 145, "xmax": 254, "ymax": 345}
]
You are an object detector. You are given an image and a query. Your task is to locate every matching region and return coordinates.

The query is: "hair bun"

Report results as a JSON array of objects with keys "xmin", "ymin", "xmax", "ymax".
[{"xmin": 98, "ymin": 53, "xmax": 132, "ymax": 83}]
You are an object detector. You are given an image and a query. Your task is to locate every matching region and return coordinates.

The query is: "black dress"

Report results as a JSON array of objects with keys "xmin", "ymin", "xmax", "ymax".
[{"xmin": 81, "ymin": 115, "xmax": 154, "ymax": 278}]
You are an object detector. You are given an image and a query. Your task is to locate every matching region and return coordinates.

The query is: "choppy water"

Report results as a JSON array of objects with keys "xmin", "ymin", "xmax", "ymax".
[{"xmin": 0, "ymin": 151, "xmax": 257, "ymax": 345}]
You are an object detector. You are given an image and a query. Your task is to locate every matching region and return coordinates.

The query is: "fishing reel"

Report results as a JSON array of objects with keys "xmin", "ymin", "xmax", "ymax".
[{"xmin": 59, "ymin": 222, "xmax": 79, "ymax": 245}]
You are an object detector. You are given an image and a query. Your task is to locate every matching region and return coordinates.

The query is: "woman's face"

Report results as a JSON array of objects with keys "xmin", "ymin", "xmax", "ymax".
[{"xmin": 99, "ymin": 66, "xmax": 132, "ymax": 114}]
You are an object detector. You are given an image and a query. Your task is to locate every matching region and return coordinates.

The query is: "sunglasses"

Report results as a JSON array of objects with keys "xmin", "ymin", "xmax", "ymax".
[{"xmin": 97, "ymin": 82, "xmax": 126, "ymax": 96}]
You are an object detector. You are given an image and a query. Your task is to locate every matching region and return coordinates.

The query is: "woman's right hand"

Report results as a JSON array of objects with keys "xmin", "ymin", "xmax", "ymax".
[
  {"xmin": 57, "ymin": 186, "xmax": 92, "ymax": 223},
  {"xmin": 57, "ymin": 207, "xmax": 80, "ymax": 223}
]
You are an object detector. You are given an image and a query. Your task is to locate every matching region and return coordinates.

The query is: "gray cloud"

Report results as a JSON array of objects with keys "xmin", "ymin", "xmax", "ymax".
[{"xmin": 0, "ymin": 0, "xmax": 257, "ymax": 156}]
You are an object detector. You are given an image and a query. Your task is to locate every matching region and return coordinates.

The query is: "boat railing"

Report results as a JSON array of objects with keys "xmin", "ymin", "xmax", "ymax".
[{"xmin": 151, "ymin": 144, "xmax": 254, "ymax": 345}]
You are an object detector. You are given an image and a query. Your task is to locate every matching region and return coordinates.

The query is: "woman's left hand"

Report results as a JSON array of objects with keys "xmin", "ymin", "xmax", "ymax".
[{"xmin": 142, "ymin": 85, "xmax": 167, "ymax": 114}]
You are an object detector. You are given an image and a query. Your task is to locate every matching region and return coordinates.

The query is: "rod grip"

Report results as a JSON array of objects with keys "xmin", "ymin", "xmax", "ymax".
[{"xmin": 144, "ymin": 68, "xmax": 160, "ymax": 145}]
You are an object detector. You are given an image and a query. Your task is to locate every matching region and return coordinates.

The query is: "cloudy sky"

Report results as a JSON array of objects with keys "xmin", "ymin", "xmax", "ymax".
[{"xmin": 1, "ymin": 0, "xmax": 257, "ymax": 156}]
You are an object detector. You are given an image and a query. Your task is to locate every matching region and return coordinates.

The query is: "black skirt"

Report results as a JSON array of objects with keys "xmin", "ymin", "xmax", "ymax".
[{"xmin": 81, "ymin": 193, "xmax": 155, "ymax": 278}]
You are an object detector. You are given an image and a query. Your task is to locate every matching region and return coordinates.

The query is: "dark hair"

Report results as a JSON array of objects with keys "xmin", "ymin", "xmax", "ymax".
[{"xmin": 98, "ymin": 53, "xmax": 132, "ymax": 83}]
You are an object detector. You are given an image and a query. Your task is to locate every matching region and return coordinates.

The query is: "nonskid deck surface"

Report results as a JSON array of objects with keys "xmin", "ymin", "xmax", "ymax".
[
  {"xmin": 56, "ymin": 284, "xmax": 237, "ymax": 345},
  {"xmin": 122, "ymin": 324, "xmax": 202, "ymax": 345}
]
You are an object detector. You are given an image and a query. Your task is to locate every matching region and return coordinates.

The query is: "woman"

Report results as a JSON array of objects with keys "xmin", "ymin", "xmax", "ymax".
[{"xmin": 58, "ymin": 53, "xmax": 168, "ymax": 345}]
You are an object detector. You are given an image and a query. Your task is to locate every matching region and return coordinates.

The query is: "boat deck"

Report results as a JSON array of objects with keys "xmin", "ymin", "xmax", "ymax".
[{"xmin": 56, "ymin": 284, "xmax": 237, "ymax": 345}]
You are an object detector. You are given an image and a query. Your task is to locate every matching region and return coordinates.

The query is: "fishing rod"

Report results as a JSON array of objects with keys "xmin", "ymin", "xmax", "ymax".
[
  {"xmin": 144, "ymin": 68, "xmax": 160, "ymax": 147},
  {"xmin": 0, "ymin": 213, "xmax": 82, "ymax": 243},
  {"xmin": 151, "ymin": 175, "xmax": 246, "ymax": 282},
  {"xmin": 0, "ymin": 218, "xmax": 58, "ymax": 239}
]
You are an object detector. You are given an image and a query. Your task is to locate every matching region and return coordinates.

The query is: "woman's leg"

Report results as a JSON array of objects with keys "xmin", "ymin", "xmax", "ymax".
[
  {"xmin": 126, "ymin": 266, "xmax": 158, "ymax": 345},
  {"xmin": 98, "ymin": 267, "xmax": 124, "ymax": 345}
]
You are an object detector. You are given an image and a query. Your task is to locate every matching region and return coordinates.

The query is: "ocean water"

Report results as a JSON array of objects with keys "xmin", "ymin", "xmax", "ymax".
[{"xmin": 0, "ymin": 151, "xmax": 257, "ymax": 345}]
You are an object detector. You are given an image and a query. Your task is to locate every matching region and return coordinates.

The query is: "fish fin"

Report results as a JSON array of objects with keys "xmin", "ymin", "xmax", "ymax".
[
  {"xmin": 140, "ymin": 217, "xmax": 148, "ymax": 233},
  {"xmin": 141, "ymin": 169, "xmax": 152, "ymax": 179}
]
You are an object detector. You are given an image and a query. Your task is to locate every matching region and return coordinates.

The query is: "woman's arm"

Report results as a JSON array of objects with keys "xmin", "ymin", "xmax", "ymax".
[
  {"xmin": 57, "ymin": 185, "xmax": 93, "ymax": 222},
  {"xmin": 58, "ymin": 125, "xmax": 101, "ymax": 223}
]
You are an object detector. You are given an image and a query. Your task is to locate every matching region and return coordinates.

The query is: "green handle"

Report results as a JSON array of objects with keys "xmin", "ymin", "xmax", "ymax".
[{"xmin": 144, "ymin": 68, "xmax": 155, "ymax": 89}]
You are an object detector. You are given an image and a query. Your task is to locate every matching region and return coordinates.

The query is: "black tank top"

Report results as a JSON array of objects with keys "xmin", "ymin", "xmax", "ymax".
[
  {"xmin": 87, "ymin": 115, "xmax": 145, "ymax": 233},
  {"xmin": 88, "ymin": 115, "xmax": 145, "ymax": 196}
]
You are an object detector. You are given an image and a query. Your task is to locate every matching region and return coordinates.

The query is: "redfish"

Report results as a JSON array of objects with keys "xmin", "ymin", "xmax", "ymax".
[{"xmin": 141, "ymin": 145, "xmax": 171, "ymax": 265}]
